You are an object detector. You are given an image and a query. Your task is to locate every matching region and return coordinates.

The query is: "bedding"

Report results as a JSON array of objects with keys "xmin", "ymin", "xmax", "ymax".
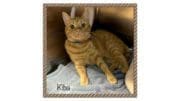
[{"xmin": 47, "ymin": 62, "xmax": 130, "ymax": 94}]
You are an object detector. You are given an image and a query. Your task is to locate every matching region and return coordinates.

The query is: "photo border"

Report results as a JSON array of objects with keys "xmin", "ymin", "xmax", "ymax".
[{"xmin": 43, "ymin": 3, "xmax": 137, "ymax": 98}]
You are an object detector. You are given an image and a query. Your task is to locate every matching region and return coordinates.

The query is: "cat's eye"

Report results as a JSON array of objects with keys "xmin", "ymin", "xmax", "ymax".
[
  {"xmin": 70, "ymin": 24, "xmax": 75, "ymax": 29},
  {"xmin": 82, "ymin": 23, "xmax": 86, "ymax": 27}
]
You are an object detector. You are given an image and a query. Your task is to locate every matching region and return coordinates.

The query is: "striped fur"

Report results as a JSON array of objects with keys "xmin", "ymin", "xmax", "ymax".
[{"xmin": 62, "ymin": 11, "xmax": 129, "ymax": 86}]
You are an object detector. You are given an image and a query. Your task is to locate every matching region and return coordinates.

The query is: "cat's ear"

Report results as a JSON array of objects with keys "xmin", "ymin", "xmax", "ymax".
[
  {"xmin": 82, "ymin": 7, "xmax": 95, "ymax": 26},
  {"xmin": 62, "ymin": 12, "xmax": 71, "ymax": 26}
]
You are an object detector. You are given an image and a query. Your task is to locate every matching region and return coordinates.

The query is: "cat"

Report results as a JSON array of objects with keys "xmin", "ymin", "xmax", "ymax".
[{"xmin": 62, "ymin": 7, "xmax": 129, "ymax": 86}]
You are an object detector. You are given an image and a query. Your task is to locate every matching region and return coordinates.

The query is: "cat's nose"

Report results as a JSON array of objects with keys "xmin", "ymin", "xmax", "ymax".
[{"xmin": 76, "ymin": 29, "xmax": 82, "ymax": 32}]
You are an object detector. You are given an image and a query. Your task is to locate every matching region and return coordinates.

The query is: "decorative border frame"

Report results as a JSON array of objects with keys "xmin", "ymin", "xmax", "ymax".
[{"xmin": 43, "ymin": 3, "xmax": 137, "ymax": 98}]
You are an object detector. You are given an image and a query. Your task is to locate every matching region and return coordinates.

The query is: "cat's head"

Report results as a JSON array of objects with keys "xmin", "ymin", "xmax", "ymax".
[{"xmin": 62, "ymin": 7, "xmax": 94, "ymax": 42}]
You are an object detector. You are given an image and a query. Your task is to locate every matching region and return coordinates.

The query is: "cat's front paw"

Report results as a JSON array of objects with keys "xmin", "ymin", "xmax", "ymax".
[
  {"xmin": 80, "ymin": 77, "xmax": 89, "ymax": 86},
  {"xmin": 107, "ymin": 75, "xmax": 117, "ymax": 84}
]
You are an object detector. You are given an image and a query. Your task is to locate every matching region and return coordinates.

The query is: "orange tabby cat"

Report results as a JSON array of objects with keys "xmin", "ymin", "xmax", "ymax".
[{"xmin": 62, "ymin": 8, "xmax": 129, "ymax": 86}]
